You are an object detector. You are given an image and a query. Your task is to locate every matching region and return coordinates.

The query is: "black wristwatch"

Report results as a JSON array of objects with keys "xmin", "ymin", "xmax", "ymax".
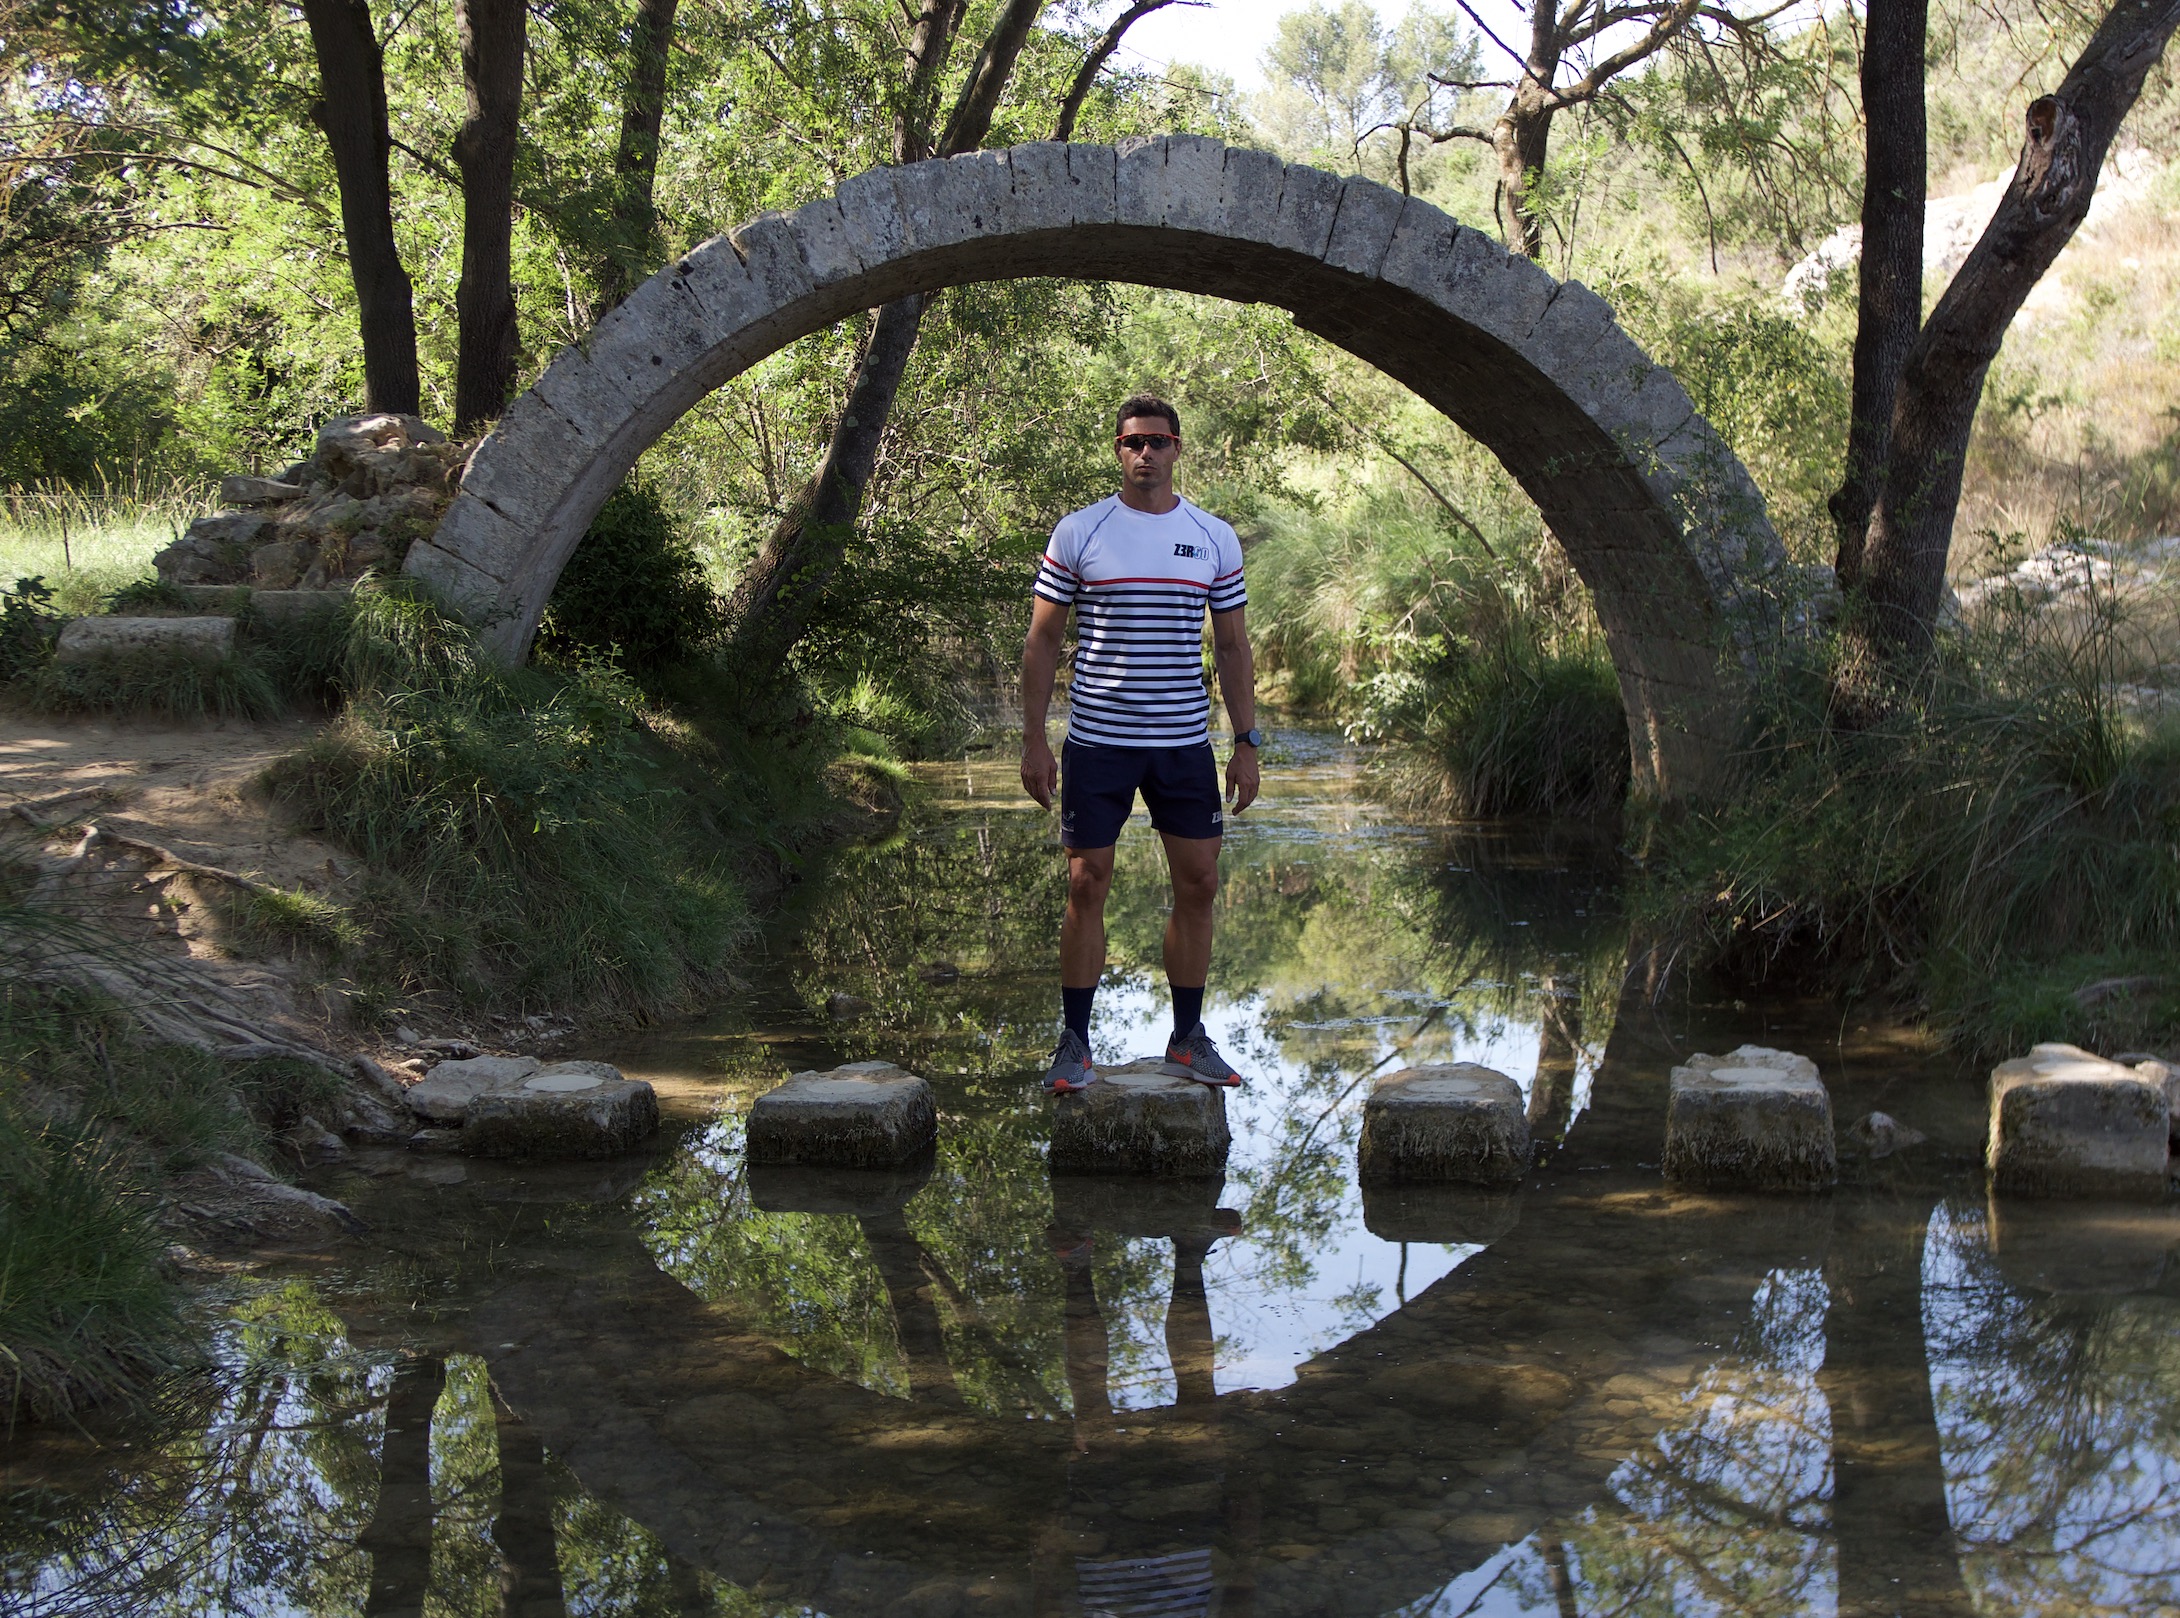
[{"xmin": 1236, "ymin": 727, "xmax": 1264, "ymax": 749}]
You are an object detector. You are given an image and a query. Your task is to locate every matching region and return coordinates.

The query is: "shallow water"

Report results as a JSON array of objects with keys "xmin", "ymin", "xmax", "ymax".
[{"xmin": 7, "ymin": 733, "xmax": 2180, "ymax": 1617}]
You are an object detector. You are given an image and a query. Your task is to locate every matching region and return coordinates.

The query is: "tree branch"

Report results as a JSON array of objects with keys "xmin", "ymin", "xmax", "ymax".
[{"xmin": 1053, "ymin": 0, "xmax": 1194, "ymax": 141}]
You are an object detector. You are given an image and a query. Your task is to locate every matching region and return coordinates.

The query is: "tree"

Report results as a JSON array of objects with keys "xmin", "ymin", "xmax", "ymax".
[
  {"xmin": 1847, "ymin": 0, "xmax": 2180, "ymax": 658},
  {"xmin": 452, "ymin": 0, "xmax": 528, "ymax": 432},
  {"xmin": 596, "ymin": 0, "xmax": 683, "ymax": 312},
  {"xmin": 1257, "ymin": 0, "xmax": 1477, "ymax": 177},
  {"xmin": 1403, "ymin": 0, "xmax": 1792, "ymax": 257},
  {"xmin": 300, "ymin": 0, "xmax": 420, "ymax": 414},
  {"xmin": 1829, "ymin": 0, "xmax": 1925, "ymax": 588}
]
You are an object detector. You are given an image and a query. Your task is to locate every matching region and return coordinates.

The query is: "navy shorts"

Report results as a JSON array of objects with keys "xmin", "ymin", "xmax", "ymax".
[{"xmin": 1060, "ymin": 741, "xmax": 1223, "ymax": 849}]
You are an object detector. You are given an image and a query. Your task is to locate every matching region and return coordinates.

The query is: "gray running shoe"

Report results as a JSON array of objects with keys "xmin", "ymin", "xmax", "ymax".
[
  {"xmin": 1163, "ymin": 1022, "xmax": 1244, "ymax": 1087},
  {"xmin": 1043, "ymin": 1028, "xmax": 1098, "ymax": 1094}
]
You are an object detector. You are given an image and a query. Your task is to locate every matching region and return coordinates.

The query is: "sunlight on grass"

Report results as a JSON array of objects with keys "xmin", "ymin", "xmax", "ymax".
[{"xmin": 0, "ymin": 481, "xmax": 210, "ymax": 615}]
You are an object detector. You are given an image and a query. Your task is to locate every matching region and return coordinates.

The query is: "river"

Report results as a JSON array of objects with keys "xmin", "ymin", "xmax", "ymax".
[{"xmin": 5, "ymin": 732, "xmax": 2180, "ymax": 1616}]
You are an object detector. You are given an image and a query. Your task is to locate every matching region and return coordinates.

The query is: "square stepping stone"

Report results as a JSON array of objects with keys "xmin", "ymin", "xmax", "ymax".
[
  {"xmin": 405, "ymin": 1054, "xmax": 539, "ymax": 1123},
  {"xmin": 1358, "ymin": 1064, "xmax": 1530, "ymax": 1187},
  {"xmin": 1664, "ymin": 1046, "xmax": 1835, "ymax": 1191},
  {"xmin": 1360, "ymin": 1181, "xmax": 1521, "ymax": 1246},
  {"xmin": 1987, "ymin": 1043, "xmax": 2170, "ymax": 1199},
  {"xmin": 1048, "ymin": 1061, "xmax": 1231, "ymax": 1178},
  {"xmin": 460, "ymin": 1061, "xmax": 660, "ymax": 1159},
  {"xmin": 745, "ymin": 1060, "xmax": 936, "ymax": 1168}
]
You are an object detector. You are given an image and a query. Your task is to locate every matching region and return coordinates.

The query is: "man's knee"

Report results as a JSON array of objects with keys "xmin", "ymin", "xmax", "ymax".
[
  {"xmin": 1170, "ymin": 860, "xmax": 1219, "ymax": 911},
  {"xmin": 1067, "ymin": 857, "xmax": 1114, "ymax": 910}
]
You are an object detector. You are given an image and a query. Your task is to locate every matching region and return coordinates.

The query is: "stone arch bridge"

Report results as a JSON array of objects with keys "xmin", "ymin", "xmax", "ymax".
[{"xmin": 408, "ymin": 136, "xmax": 1793, "ymax": 800}]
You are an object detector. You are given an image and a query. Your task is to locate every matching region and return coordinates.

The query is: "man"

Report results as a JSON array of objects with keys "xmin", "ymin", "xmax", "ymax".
[{"xmin": 1020, "ymin": 394, "xmax": 1263, "ymax": 1094}]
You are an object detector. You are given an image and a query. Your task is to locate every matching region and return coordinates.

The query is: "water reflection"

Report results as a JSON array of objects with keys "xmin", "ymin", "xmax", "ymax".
[{"xmin": 9, "ymin": 737, "xmax": 2180, "ymax": 1616}]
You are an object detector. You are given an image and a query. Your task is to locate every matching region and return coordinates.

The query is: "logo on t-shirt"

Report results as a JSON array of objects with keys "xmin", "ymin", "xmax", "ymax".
[{"xmin": 1173, "ymin": 542, "xmax": 1203, "ymax": 558}]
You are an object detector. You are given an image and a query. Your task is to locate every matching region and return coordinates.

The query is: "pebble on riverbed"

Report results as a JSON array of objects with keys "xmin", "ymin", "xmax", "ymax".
[
  {"xmin": 1987, "ymin": 1043, "xmax": 2170, "ymax": 1200},
  {"xmin": 1047, "ymin": 1061, "xmax": 1232, "ymax": 1178},
  {"xmin": 1357, "ymin": 1064, "xmax": 1531, "ymax": 1188},
  {"xmin": 745, "ymin": 1061, "xmax": 937, "ymax": 1168},
  {"xmin": 1663, "ymin": 1047, "xmax": 1835, "ymax": 1192}
]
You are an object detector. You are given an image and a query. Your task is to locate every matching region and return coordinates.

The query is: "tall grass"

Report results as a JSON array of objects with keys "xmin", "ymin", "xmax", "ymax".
[
  {"xmin": 1643, "ymin": 593, "xmax": 2180, "ymax": 1058},
  {"xmin": 0, "ymin": 472, "xmax": 209, "ymax": 616}
]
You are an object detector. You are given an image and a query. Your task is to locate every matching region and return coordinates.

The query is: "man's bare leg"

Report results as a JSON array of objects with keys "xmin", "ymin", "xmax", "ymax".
[
  {"xmin": 1159, "ymin": 833, "xmax": 1221, "ymax": 989},
  {"xmin": 1062, "ymin": 844, "xmax": 1116, "ymax": 988}
]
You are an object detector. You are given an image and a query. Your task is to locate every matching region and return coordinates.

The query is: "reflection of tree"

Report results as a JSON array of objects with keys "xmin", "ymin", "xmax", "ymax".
[
  {"xmin": 360, "ymin": 1354, "xmax": 445, "ymax": 1616},
  {"xmin": 1925, "ymin": 1201, "xmax": 2180, "ymax": 1616}
]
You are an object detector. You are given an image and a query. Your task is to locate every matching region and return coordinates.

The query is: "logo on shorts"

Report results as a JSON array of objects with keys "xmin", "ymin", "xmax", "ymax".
[{"xmin": 1173, "ymin": 542, "xmax": 1204, "ymax": 558}]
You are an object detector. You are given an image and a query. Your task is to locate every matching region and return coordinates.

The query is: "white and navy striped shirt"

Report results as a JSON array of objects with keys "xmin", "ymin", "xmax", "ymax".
[{"xmin": 1033, "ymin": 495, "xmax": 1247, "ymax": 748}]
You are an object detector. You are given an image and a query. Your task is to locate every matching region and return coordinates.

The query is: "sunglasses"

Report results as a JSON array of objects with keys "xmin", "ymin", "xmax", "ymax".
[{"xmin": 1117, "ymin": 432, "xmax": 1179, "ymax": 452}]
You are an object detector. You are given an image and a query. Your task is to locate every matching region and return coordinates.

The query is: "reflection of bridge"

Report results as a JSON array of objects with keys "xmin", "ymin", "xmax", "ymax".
[{"xmin": 329, "ymin": 963, "xmax": 1984, "ymax": 1617}]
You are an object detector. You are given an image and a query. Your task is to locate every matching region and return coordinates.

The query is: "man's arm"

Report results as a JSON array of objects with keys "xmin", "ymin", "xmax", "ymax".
[
  {"xmin": 1021, "ymin": 594, "xmax": 1070, "ymax": 808},
  {"xmin": 1211, "ymin": 605, "xmax": 1259, "ymax": 813}
]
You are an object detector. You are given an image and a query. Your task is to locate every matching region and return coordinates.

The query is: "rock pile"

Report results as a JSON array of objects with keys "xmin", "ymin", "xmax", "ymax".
[{"xmin": 154, "ymin": 413, "xmax": 464, "ymax": 591}]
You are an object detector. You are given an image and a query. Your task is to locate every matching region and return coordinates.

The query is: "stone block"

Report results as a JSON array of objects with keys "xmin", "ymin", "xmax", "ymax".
[
  {"xmin": 1322, "ymin": 178, "xmax": 1409, "ymax": 277},
  {"xmin": 727, "ymin": 208, "xmax": 819, "ymax": 306},
  {"xmin": 251, "ymin": 540, "xmax": 310, "ymax": 588},
  {"xmin": 1048, "ymin": 1061, "xmax": 1231, "ymax": 1178},
  {"xmin": 786, "ymin": 194, "xmax": 866, "ymax": 286},
  {"xmin": 406, "ymin": 1054, "xmax": 539, "ymax": 1124},
  {"xmin": 1664, "ymin": 1046, "xmax": 1835, "ymax": 1191},
  {"xmin": 462, "ymin": 1061, "xmax": 661, "ymax": 1159},
  {"xmin": 831, "ymin": 167, "xmax": 912, "ymax": 266},
  {"xmin": 404, "ymin": 529, "xmax": 512, "ymax": 623},
  {"xmin": 746, "ymin": 1060, "xmax": 937, "ymax": 1168},
  {"xmin": 1987, "ymin": 1043, "xmax": 2170, "ymax": 1199},
  {"xmin": 54, "ymin": 615, "xmax": 235, "ymax": 666},
  {"xmin": 890, "ymin": 154, "xmax": 1011, "ymax": 258},
  {"xmin": 1062, "ymin": 142, "xmax": 1120, "ymax": 225},
  {"xmin": 527, "ymin": 349, "xmax": 640, "ymax": 448},
  {"xmin": 1357, "ymin": 1064, "xmax": 1531, "ymax": 1187},
  {"xmin": 1049, "ymin": 1171, "xmax": 1233, "ymax": 1238},
  {"xmin": 747, "ymin": 1155, "xmax": 934, "ymax": 1216},
  {"xmin": 220, "ymin": 475, "xmax": 302, "ymax": 505},
  {"xmin": 1267, "ymin": 161, "xmax": 1344, "ymax": 259},
  {"xmin": 1986, "ymin": 1196, "xmax": 2180, "ymax": 1294},
  {"xmin": 1214, "ymin": 146, "xmax": 1289, "ymax": 248},
  {"xmin": 1360, "ymin": 1180, "xmax": 1521, "ymax": 1246},
  {"xmin": 999, "ymin": 142, "xmax": 1081, "ymax": 231}
]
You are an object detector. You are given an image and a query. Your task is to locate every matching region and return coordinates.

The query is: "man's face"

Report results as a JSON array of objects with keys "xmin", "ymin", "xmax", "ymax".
[{"xmin": 1115, "ymin": 415, "xmax": 1181, "ymax": 492}]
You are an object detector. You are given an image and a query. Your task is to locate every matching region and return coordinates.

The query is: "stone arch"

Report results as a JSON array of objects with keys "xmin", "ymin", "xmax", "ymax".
[{"xmin": 409, "ymin": 136, "xmax": 1789, "ymax": 800}]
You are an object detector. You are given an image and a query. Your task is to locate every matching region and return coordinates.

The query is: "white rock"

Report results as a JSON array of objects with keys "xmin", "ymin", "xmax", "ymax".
[
  {"xmin": 1987, "ymin": 1043, "xmax": 2170, "ymax": 1199},
  {"xmin": 54, "ymin": 616, "xmax": 235, "ymax": 665},
  {"xmin": 745, "ymin": 1060, "xmax": 936, "ymax": 1168},
  {"xmin": 1664, "ymin": 1046, "xmax": 1835, "ymax": 1191},
  {"xmin": 1048, "ymin": 1061, "xmax": 1230, "ymax": 1178},
  {"xmin": 404, "ymin": 1054, "xmax": 538, "ymax": 1123},
  {"xmin": 1358, "ymin": 1064, "xmax": 1531, "ymax": 1188}
]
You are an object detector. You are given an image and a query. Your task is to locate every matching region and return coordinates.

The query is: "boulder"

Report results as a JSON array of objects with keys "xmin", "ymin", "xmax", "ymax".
[
  {"xmin": 251, "ymin": 540, "xmax": 310, "ymax": 588},
  {"xmin": 745, "ymin": 1060, "xmax": 936, "ymax": 1168},
  {"xmin": 1987, "ymin": 1043, "xmax": 2170, "ymax": 1199},
  {"xmin": 220, "ymin": 475, "xmax": 303, "ymax": 505},
  {"xmin": 1047, "ymin": 1061, "xmax": 1231, "ymax": 1178},
  {"xmin": 1357, "ymin": 1064, "xmax": 1530, "ymax": 1187},
  {"xmin": 1664, "ymin": 1046, "xmax": 1835, "ymax": 1192},
  {"xmin": 1848, "ymin": 1110, "xmax": 1927, "ymax": 1159},
  {"xmin": 1360, "ymin": 1180, "xmax": 1521, "ymax": 1245},
  {"xmin": 404, "ymin": 1054, "xmax": 539, "ymax": 1124},
  {"xmin": 461, "ymin": 1061, "xmax": 659, "ymax": 1159},
  {"xmin": 54, "ymin": 615, "xmax": 235, "ymax": 666}
]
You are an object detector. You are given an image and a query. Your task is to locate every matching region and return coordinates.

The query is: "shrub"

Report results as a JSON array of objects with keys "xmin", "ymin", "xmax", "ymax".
[
  {"xmin": 0, "ymin": 577, "xmax": 61, "ymax": 681},
  {"xmin": 537, "ymin": 481, "xmax": 717, "ymax": 676}
]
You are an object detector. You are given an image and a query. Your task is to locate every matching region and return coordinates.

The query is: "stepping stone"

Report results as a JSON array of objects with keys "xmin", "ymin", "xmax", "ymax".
[
  {"xmin": 748, "ymin": 1155, "xmax": 934, "ymax": 1216},
  {"xmin": 405, "ymin": 1054, "xmax": 539, "ymax": 1123},
  {"xmin": 1360, "ymin": 1181, "xmax": 1521, "ymax": 1246},
  {"xmin": 1050, "ymin": 1171, "xmax": 1234, "ymax": 1237},
  {"xmin": 1357, "ymin": 1064, "xmax": 1530, "ymax": 1188},
  {"xmin": 459, "ymin": 1059, "xmax": 654, "ymax": 1160},
  {"xmin": 461, "ymin": 1061, "xmax": 660, "ymax": 1159},
  {"xmin": 1664, "ymin": 1046, "xmax": 1836, "ymax": 1192},
  {"xmin": 55, "ymin": 615, "xmax": 235, "ymax": 664},
  {"xmin": 745, "ymin": 1060, "xmax": 936, "ymax": 1168},
  {"xmin": 1048, "ymin": 1061, "xmax": 1230, "ymax": 1178},
  {"xmin": 1987, "ymin": 1043, "xmax": 2170, "ymax": 1199}
]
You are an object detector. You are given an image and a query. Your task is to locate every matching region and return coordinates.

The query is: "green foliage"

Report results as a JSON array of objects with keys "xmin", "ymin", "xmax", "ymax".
[
  {"xmin": 0, "ymin": 577, "xmax": 61, "ymax": 680},
  {"xmin": 1644, "ymin": 600, "xmax": 2180, "ymax": 1058},
  {"xmin": 537, "ymin": 481, "xmax": 718, "ymax": 676},
  {"xmin": 19, "ymin": 648, "xmax": 286, "ymax": 722}
]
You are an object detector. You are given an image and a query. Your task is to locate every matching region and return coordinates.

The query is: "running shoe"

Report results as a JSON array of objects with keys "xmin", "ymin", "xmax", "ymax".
[
  {"xmin": 1042, "ymin": 1028, "xmax": 1099, "ymax": 1094},
  {"xmin": 1163, "ymin": 1022, "xmax": 1244, "ymax": 1087}
]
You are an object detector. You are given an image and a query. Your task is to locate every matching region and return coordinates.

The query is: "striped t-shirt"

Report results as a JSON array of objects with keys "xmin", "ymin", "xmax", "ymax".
[{"xmin": 1033, "ymin": 495, "xmax": 1246, "ymax": 748}]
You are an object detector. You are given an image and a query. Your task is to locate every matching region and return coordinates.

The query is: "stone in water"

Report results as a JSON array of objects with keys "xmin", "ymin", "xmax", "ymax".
[
  {"xmin": 462, "ymin": 1061, "xmax": 658, "ymax": 1159},
  {"xmin": 1987, "ymin": 1043, "xmax": 2169, "ymax": 1200},
  {"xmin": 745, "ymin": 1060, "xmax": 936, "ymax": 1168},
  {"xmin": 1048, "ymin": 1061, "xmax": 1230, "ymax": 1178},
  {"xmin": 1358, "ymin": 1064, "xmax": 1530, "ymax": 1188},
  {"xmin": 1664, "ymin": 1047, "xmax": 1835, "ymax": 1192},
  {"xmin": 405, "ymin": 1054, "xmax": 539, "ymax": 1124}
]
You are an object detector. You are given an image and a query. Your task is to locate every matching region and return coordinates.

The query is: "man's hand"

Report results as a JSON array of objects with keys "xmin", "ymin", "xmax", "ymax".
[
  {"xmin": 1022, "ymin": 734, "xmax": 1059, "ymax": 809},
  {"xmin": 1226, "ymin": 744, "xmax": 1260, "ymax": 814}
]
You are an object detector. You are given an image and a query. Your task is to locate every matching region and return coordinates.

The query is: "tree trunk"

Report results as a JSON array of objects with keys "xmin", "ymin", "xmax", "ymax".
[
  {"xmin": 596, "ymin": 0, "xmax": 681, "ymax": 312},
  {"xmin": 859, "ymin": 1209, "xmax": 963, "ymax": 1404},
  {"xmin": 1855, "ymin": 0, "xmax": 2180, "ymax": 656},
  {"xmin": 492, "ymin": 1397, "xmax": 570, "ymax": 1618},
  {"xmin": 452, "ymin": 0, "xmax": 528, "ymax": 435},
  {"xmin": 1491, "ymin": 90, "xmax": 1556, "ymax": 260},
  {"xmin": 300, "ymin": 0, "xmax": 420, "ymax": 416},
  {"xmin": 1830, "ymin": 0, "xmax": 1927, "ymax": 588},
  {"xmin": 360, "ymin": 1356, "xmax": 446, "ymax": 1618}
]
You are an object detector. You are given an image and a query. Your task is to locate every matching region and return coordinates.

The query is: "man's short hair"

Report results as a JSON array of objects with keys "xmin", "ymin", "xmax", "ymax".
[{"xmin": 1115, "ymin": 394, "xmax": 1181, "ymax": 437}]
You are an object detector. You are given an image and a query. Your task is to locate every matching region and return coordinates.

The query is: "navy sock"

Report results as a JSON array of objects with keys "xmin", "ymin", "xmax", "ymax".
[
  {"xmin": 1170, "ymin": 984, "xmax": 1205, "ymax": 1042},
  {"xmin": 1062, "ymin": 984, "xmax": 1095, "ymax": 1044}
]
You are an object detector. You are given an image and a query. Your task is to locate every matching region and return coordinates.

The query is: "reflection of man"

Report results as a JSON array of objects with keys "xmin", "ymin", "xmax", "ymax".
[{"xmin": 1021, "ymin": 394, "xmax": 1262, "ymax": 1096}]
